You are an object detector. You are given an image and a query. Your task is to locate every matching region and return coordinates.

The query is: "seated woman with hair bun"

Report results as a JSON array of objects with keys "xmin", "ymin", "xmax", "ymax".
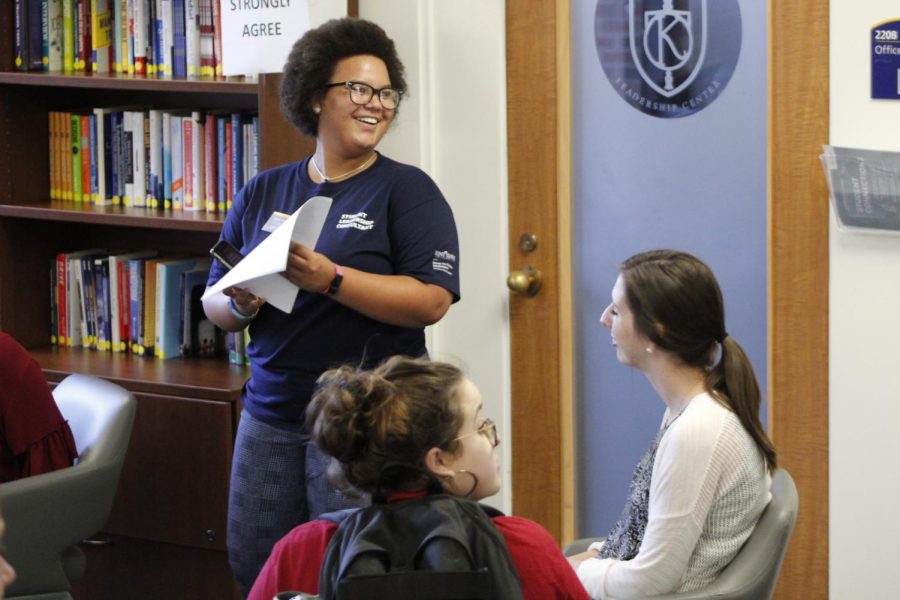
[{"xmin": 247, "ymin": 355, "xmax": 589, "ymax": 600}]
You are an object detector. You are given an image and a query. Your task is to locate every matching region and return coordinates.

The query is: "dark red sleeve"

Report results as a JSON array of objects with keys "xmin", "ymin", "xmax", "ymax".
[
  {"xmin": 247, "ymin": 520, "xmax": 339, "ymax": 600},
  {"xmin": 493, "ymin": 515, "xmax": 591, "ymax": 600},
  {"xmin": 0, "ymin": 333, "xmax": 78, "ymax": 483}
]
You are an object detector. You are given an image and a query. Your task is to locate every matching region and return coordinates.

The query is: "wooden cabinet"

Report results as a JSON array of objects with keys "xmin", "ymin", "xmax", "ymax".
[{"xmin": 0, "ymin": 4, "xmax": 316, "ymax": 597}]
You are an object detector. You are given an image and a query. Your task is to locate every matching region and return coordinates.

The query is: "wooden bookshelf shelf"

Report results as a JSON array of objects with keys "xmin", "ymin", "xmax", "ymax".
[
  {"xmin": 0, "ymin": 2, "xmax": 319, "ymax": 594},
  {"xmin": 0, "ymin": 71, "xmax": 259, "ymax": 95},
  {"xmin": 32, "ymin": 346, "xmax": 249, "ymax": 402},
  {"xmin": 0, "ymin": 200, "xmax": 227, "ymax": 232}
]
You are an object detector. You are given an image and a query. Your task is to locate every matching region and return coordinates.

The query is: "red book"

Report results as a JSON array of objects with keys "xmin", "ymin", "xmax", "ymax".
[
  {"xmin": 224, "ymin": 120, "xmax": 233, "ymax": 212},
  {"xmin": 56, "ymin": 253, "xmax": 68, "ymax": 346},
  {"xmin": 204, "ymin": 113, "xmax": 217, "ymax": 212}
]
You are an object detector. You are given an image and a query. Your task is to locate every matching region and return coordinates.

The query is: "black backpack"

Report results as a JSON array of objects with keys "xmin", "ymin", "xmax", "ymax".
[{"xmin": 317, "ymin": 477, "xmax": 524, "ymax": 600}]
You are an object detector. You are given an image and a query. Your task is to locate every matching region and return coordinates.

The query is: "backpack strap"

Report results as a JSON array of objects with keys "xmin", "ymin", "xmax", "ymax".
[{"xmin": 317, "ymin": 507, "xmax": 359, "ymax": 525}]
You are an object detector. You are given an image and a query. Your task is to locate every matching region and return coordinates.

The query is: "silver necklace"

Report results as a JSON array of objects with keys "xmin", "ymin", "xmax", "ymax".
[{"xmin": 311, "ymin": 153, "xmax": 376, "ymax": 182}]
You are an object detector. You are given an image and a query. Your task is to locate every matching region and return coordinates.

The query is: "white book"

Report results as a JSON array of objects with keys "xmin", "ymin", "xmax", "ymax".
[
  {"xmin": 160, "ymin": 0, "xmax": 174, "ymax": 77},
  {"xmin": 130, "ymin": 110, "xmax": 148, "ymax": 207},
  {"xmin": 149, "ymin": 109, "xmax": 163, "ymax": 208},
  {"xmin": 133, "ymin": 0, "xmax": 148, "ymax": 75},
  {"xmin": 185, "ymin": 0, "xmax": 200, "ymax": 78},
  {"xmin": 170, "ymin": 112, "xmax": 185, "ymax": 209},
  {"xmin": 91, "ymin": 0, "xmax": 112, "ymax": 74},
  {"xmin": 48, "ymin": 0, "xmax": 63, "ymax": 72},
  {"xmin": 187, "ymin": 111, "xmax": 204, "ymax": 211}
]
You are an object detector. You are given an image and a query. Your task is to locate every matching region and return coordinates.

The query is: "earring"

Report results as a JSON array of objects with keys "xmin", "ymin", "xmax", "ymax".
[
  {"xmin": 646, "ymin": 346, "xmax": 653, "ymax": 353},
  {"xmin": 313, "ymin": 106, "xmax": 321, "ymax": 114}
]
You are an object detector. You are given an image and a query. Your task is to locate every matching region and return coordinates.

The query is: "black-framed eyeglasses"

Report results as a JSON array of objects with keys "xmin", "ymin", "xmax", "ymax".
[
  {"xmin": 324, "ymin": 81, "xmax": 402, "ymax": 110},
  {"xmin": 452, "ymin": 418, "xmax": 499, "ymax": 448}
]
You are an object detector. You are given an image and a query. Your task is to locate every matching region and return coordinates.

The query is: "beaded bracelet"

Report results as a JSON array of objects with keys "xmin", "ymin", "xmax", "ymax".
[{"xmin": 229, "ymin": 297, "xmax": 259, "ymax": 321}]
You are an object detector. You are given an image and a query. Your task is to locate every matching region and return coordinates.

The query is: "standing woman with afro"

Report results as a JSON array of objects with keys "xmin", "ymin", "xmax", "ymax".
[{"xmin": 202, "ymin": 18, "xmax": 461, "ymax": 595}]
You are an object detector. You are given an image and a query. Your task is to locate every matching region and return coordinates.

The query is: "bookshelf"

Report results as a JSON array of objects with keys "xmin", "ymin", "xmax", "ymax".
[{"xmin": 0, "ymin": 4, "xmax": 319, "ymax": 598}]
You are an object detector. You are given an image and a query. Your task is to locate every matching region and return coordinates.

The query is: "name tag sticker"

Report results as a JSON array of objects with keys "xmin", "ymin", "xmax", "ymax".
[{"xmin": 262, "ymin": 211, "xmax": 290, "ymax": 233}]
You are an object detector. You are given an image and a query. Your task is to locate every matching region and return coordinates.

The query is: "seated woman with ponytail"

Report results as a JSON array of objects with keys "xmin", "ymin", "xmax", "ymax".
[
  {"xmin": 567, "ymin": 249, "xmax": 777, "ymax": 599},
  {"xmin": 247, "ymin": 355, "xmax": 589, "ymax": 600}
]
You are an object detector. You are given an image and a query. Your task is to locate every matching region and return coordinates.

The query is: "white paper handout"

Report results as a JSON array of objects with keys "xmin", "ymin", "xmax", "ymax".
[{"xmin": 202, "ymin": 196, "xmax": 332, "ymax": 313}]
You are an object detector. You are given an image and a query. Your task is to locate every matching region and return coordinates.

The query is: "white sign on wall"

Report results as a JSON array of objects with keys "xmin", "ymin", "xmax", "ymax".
[{"xmin": 220, "ymin": 0, "xmax": 311, "ymax": 76}]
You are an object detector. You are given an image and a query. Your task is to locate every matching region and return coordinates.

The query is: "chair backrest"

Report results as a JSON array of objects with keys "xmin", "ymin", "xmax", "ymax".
[
  {"xmin": 0, "ymin": 374, "xmax": 136, "ymax": 598},
  {"xmin": 677, "ymin": 467, "xmax": 799, "ymax": 600},
  {"xmin": 563, "ymin": 468, "xmax": 799, "ymax": 600}
]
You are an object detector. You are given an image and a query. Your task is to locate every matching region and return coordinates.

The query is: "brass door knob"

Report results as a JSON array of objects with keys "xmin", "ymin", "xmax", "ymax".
[{"xmin": 507, "ymin": 267, "xmax": 542, "ymax": 297}]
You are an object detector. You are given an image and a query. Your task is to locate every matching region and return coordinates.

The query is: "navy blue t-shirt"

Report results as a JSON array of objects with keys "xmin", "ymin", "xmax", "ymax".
[{"xmin": 208, "ymin": 154, "xmax": 460, "ymax": 425}]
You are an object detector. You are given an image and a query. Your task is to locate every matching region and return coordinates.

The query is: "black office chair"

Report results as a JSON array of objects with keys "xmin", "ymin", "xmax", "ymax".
[
  {"xmin": 564, "ymin": 468, "xmax": 799, "ymax": 600},
  {"xmin": 0, "ymin": 374, "xmax": 136, "ymax": 600}
]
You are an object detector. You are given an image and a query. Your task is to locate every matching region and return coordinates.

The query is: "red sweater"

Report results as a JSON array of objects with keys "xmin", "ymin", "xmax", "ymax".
[
  {"xmin": 248, "ymin": 511, "xmax": 589, "ymax": 600},
  {"xmin": 0, "ymin": 332, "xmax": 78, "ymax": 483}
]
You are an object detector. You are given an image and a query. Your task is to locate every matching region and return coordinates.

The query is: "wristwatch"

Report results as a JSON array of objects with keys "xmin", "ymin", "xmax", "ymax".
[{"xmin": 323, "ymin": 264, "xmax": 344, "ymax": 296}]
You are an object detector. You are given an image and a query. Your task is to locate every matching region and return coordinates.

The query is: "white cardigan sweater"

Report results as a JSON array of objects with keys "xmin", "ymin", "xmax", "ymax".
[{"xmin": 577, "ymin": 393, "xmax": 771, "ymax": 599}]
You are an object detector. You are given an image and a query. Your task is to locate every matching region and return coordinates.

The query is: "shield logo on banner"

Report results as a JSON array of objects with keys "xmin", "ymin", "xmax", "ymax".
[{"xmin": 629, "ymin": 0, "xmax": 707, "ymax": 98}]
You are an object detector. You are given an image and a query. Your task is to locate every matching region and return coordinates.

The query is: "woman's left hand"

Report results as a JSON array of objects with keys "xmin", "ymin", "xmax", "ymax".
[
  {"xmin": 284, "ymin": 242, "xmax": 336, "ymax": 293},
  {"xmin": 566, "ymin": 549, "xmax": 600, "ymax": 572}
]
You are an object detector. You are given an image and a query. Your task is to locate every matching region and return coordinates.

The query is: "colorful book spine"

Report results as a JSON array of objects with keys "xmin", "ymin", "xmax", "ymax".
[
  {"xmin": 204, "ymin": 112, "xmax": 217, "ymax": 212},
  {"xmin": 70, "ymin": 113, "xmax": 82, "ymax": 203},
  {"xmin": 90, "ymin": 0, "xmax": 112, "ymax": 74},
  {"xmin": 148, "ymin": 109, "xmax": 162, "ymax": 207},
  {"xmin": 171, "ymin": 112, "xmax": 184, "ymax": 209},
  {"xmin": 162, "ymin": 111, "xmax": 172, "ymax": 208},
  {"xmin": 80, "ymin": 113, "xmax": 91, "ymax": 202},
  {"xmin": 171, "ymin": 0, "xmax": 186, "ymax": 79},
  {"xmin": 182, "ymin": 115, "xmax": 193, "ymax": 209},
  {"xmin": 48, "ymin": 0, "xmax": 64, "ymax": 72},
  {"xmin": 189, "ymin": 111, "xmax": 204, "ymax": 211},
  {"xmin": 62, "ymin": 0, "xmax": 74, "ymax": 72},
  {"xmin": 230, "ymin": 112, "xmax": 243, "ymax": 197},
  {"xmin": 14, "ymin": 0, "xmax": 28, "ymax": 70},
  {"xmin": 89, "ymin": 112, "xmax": 99, "ymax": 203},
  {"xmin": 128, "ymin": 257, "xmax": 144, "ymax": 353},
  {"xmin": 184, "ymin": 0, "xmax": 199, "ymax": 78}
]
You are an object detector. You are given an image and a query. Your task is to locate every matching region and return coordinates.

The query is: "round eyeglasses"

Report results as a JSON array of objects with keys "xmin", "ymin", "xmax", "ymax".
[
  {"xmin": 451, "ymin": 418, "xmax": 499, "ymax": 448},
  {"xmin": 324, "ymin": 81, "xmax": 402, "ymax": 110}
]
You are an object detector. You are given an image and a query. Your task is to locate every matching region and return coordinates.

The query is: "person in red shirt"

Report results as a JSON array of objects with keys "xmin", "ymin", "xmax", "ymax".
[
  {"xmin": 0, "ymin": 332, "xmax": 78, "ymax": 483},
  {"xmin": 248, "ymin": 356, "xmax": 589, "ymax": 600}
]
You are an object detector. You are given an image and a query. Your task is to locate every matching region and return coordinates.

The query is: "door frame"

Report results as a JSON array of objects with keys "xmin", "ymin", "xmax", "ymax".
[{"xmin": 506, "ymin": 0, "xmax": 574, "ymax": 544}]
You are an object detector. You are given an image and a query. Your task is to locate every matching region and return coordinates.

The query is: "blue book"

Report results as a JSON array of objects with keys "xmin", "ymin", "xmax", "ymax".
[
  {"xmin": 94, "ymin": 256, "xmax": 111, "ymax": 351},
  {"xmin": 88, "ymin": 112, "xmax": 98, "ymax": 203},
  {"xmin": 163, "ymin": 112, "xmax": 173, "ymax": 208},
  {"xmin": 103, "ymin": 110, "xmax": 114, "ymax": 204},
  {"xmin": 216, "ymin": 115, "xmax": 226, "ymax": 213},
  {"xmin": 14, "ymin": 0, "xmax": 28, "ymax": 70},
  {"xmin": 172, "ymin": 0, "xmax": 186, "ymax": 79},
  {"xmin": 128, "ymin": 257, "xmax": 145, "ymax": 352},
  {"xmin": 24, "ymin": 0, "xmax": 43, "ymax": 70},
  {"xmin": 230, "ymin": 112, "xmax": 244, "ymax": 196},
  {"xmin": 110, "ymin": 110, "xmax": 122, "ymax": 204}
]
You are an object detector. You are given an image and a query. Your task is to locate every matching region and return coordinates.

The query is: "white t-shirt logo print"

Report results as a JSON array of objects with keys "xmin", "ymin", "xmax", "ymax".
[{"xmin": 337, "ymin": 212, "xmax": 375, "ymax": 231}]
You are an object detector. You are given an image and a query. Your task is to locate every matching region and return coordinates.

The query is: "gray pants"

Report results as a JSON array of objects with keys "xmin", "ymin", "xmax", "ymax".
[{"xmin": 226, "ymin": 411, "xmax": 367, "ymax": 598}]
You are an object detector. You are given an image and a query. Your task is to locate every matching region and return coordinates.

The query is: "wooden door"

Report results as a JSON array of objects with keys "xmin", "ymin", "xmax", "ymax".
[{"xmin": 506, "ymin": 0, "xmax": 574, "ymax": 545}]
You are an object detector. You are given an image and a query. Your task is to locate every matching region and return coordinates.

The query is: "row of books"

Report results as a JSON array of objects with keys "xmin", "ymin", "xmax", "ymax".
[
  {"xmin": 49, "ymin": 108, "xmax": 259, "ymax": 211},
  {"xmin": 50, "ymin": 249, "xmax": 235, "ymax": 360},
  {"xmin": 15, "ymin": 0, "xmax": 227, "ymax": 79}
]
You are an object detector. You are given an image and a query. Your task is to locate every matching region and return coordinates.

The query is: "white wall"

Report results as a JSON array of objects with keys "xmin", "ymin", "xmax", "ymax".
[
  {"xmin": 360, "ymin": 1, "xmax": 513, "ymax": 512},
  {"xmin": 829, "ymin": 1, "xmax": 900, "ymax": 597}
]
